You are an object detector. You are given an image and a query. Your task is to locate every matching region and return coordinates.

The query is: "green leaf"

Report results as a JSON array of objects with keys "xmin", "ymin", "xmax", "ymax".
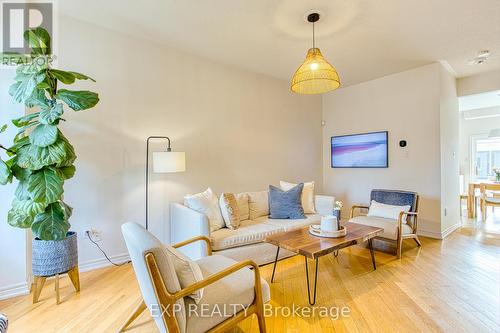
[
  {"xmin": 15, "ymin": 180, "xmax": 30, "ymax": 200},
  {"xmin": 0, "ymin": 159, "xmax": 11, "ymax": 185},
  {"xmin": 11, "ymin": 164, "xmax": 31, "ymax": 181},
  {"xmin": 24, "ymin": 28, "xmax": 51, "ymax": 55},
  {"xmin": 60, "ymin": 201, "xmax": 73, "ymax": 219},
  {"xmin": 7, "ymin": 208, "xmax": 33, "ymax": 228},
  {"xmin": 69, "ymin": 71, "xmax": 96, "ymax": 82},
  {"xmin": 9, "ymin": 71, "xmax": 45, "ymax": 104},
  {"xmin": 29, "ymin": 124, "xmax": 58, "ymax": 147},
  {"xmin": 12, "ymin": 112, "xmax": 39, "ymax": 127},
  {"xmin": 32, "ymin": 202, "xmax": 70, "ymax": 240},
  {"xmin": 39, "ymin": 104, "xmax": 63, "ymax": 125},
  {"xmin": 27, "ymin": 167, "xmax": 64, "ymax": 204},
  {"xmin": 49, "ymin": 69, "xmax": 76, "ymax": 84},
  {"xmin": 56, "ymin": 89, "xmax": 99, "ymax": 111},
  {"xmin": 25, "ymin": 89, "xmax": 50, "ymax": 108},
  {"xmin": 16, "ymin": 133, "xmax": 75, "ymax": 170},
  {"xmin": 0, "ymin": 124, "xmax": 6, "ymax": 133},
  {"xmin": 12, "ymin": 198, "xmax": 47, "ymax": 217},
  {"xmin": 56, "ymin": 165, "xmax": 76, "ymax": 180}
]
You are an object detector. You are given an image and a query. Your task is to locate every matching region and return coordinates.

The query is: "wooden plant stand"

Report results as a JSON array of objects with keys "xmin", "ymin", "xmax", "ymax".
[{"xmin": 32, "ymin": 266, "xmax": 80, "ymax": 304}]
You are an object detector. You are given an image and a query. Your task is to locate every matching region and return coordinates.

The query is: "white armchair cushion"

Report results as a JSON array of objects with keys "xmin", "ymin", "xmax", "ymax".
[
  {"xmin": 367, "ymin": 200, "xmax": 411, "ymax": 220},
  {"xmin": 280, "ymin": 180, "xmax": 316, "ymax": 214},
  {"xmin": 247, "ymin": 191, "xmax": 269, "ymax": 220},
  {"xmin": 186, "ymin": 255, "xmax": 270, "ymax": 333},
  {"xmin": 349, "ymin": 215, "xmax": 412, "ymax": 240},
  {"xmin": 165, "ymin": 244, "xmax": 204, "ymax": 303},
  {"xmin": 184, "ymin": 188, "xmax": 225, "ymax": 232},
  {"xmin": 122, "ymin": 222, "xmax": 186, "ymax": 333}
]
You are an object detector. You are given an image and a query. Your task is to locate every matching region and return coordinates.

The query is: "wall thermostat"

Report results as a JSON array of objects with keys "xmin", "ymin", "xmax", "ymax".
[{"xmin": 399, "ymin": 140, "xmax": 407, "ymax": 148}]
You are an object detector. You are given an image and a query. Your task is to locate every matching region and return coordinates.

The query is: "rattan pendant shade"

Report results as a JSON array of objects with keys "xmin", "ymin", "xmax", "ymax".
[
  {"xmin": 291, "ymin": 47, "xmax": 340, "ymax": 94},
  {"xmin": 291, "ymin": 12, "xmax": 341, "ymax": 95}
]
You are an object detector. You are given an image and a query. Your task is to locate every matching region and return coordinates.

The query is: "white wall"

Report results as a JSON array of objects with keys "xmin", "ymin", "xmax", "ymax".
[
  {"xmin": 322, "ymin": 63, "xmax": 456, "ymax": 237},
  {"xmin": 56, "ymin": 16, "xmax": 322, "ymax": 266},
  {"xmin": 0, "ymin": 69, "xmax": 30, "ymax": 300},
  {"xmin": 439, "ymin": 66, "xmax": 460, "ymax": 234},
  {"xmin": 457, "ymin": 70, "xmax": 500, "ymax": 96}
]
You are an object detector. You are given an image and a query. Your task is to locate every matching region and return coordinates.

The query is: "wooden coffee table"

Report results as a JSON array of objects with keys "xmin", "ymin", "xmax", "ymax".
[{"xmin": 265, "ymin": 222, "xmax": 383, "ymax": 305}]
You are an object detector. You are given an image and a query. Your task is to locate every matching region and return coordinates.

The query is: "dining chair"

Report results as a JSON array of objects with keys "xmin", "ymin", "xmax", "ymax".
[{"xmin": 479, "ymin": 183, "xmax": 500, "ymax": 221}]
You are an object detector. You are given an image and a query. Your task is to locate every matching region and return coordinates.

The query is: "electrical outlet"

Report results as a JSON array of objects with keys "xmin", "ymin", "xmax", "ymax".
[
  {"xmin": 85, "ymin": 228, "xmax": 102, "ymax": 242},
  {"xmin": 444, "ymin": 208, "xmax": 448, "ymax": 217}
]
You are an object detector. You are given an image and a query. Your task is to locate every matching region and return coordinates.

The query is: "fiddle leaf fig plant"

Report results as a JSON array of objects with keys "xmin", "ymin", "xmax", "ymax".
[{"xmin": 0, "ymin": 27, "xmax": 99, "ymax": 240}]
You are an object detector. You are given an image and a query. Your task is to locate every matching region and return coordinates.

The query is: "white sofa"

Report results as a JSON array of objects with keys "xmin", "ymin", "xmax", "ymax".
[{"xmin": 171, "ymin": 194, "xmax": 335, "ymax": 265}]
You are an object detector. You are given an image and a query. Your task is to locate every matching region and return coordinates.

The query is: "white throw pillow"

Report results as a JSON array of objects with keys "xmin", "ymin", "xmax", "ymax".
[
  {"xmin": 367, "ymin": 200, "xmax": 411, "ymax": 220},
  {"xmin": 235, "ymin": 192, "xmax": 250, "ymax": 221},
  {"xmin": 184, "ymin": 188, "xmax": 225, "ymax": 232},
  {"xmin": 164, "ymin": 244, "xmax": 204, "ymax": 303},
  {"xmin": 280, "ymin": 181, "xmax": 316, "ymax": 214},
  {"xmin": 247, "ymin": 191, "xmax": 269, "ymax": 220}
]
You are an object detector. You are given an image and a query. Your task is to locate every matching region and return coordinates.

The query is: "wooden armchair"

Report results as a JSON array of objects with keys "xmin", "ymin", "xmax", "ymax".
[
  {"xmin": 120, "ymin": 222, "xmax": 268, "ymax": 333},
  {"xmin": 480, "ymin": 183, "xmax": 500, "ymax": 221},
  {"xmin": 349, "ymin": 190, "xmax": 421, "ymax": 258}
]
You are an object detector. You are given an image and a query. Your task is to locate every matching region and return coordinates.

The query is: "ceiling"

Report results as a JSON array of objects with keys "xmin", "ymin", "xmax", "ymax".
[{"xmin": 58, "ymin": 0, "xmax": 500, "ymax": 87}]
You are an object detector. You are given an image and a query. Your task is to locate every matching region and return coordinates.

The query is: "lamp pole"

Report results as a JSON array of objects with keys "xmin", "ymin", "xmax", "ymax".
[{"xmin": 145, "ymin": 136, "xmax": 171, "ymax": 230}]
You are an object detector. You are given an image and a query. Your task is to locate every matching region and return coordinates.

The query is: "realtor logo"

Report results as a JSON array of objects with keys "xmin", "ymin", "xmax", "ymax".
[{"xmin": 2, "ymin": 1, "xmax": 53, "ymax": 54}]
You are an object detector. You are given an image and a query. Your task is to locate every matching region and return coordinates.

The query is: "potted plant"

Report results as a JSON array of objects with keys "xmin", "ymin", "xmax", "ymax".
[{"xmin": 0, "ymin": 28, "xmax": 99, "ymax": 277}]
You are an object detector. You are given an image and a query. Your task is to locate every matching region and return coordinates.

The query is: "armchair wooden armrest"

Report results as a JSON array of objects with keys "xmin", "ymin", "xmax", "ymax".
[
  {"xmin": 398, "ymin": 211, "xmax": 418, "ymax": 233},
  {"xmin": 144, "ymin": 254, "xmax": 266, "ymax": 333},
  {"xmin": 172, "ymin": 235, "xmax": 212, "ymax": 256},
  {"xmin": 350, "ymin": 205, "xmax": 369, "ymax": 218}
]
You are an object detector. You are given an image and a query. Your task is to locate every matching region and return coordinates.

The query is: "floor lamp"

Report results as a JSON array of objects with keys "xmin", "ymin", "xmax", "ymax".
[{"xmin": 146, "ymin": 136, "xmax": 186, "ymax": 230}]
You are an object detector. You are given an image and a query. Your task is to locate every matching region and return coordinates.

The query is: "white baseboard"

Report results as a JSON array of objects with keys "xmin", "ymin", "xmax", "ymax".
[
  {"xmin": 441, "ymin": 222, "xmax": 461, "ymax": 239},
  {"xmin": 418, "ymin": 222, "xmax": 461, "ymax": 239},
  {"xmin": 0, "ymin": 282, "xmax": 30, "ymax": 301},
  {"xmin": 78, "ymin": 253, "xmax": 130, "ymax": 272}
]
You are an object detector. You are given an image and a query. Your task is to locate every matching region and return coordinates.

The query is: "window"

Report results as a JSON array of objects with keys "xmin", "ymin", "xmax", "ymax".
[{"xmin": 471, "ymin": 136, "xmax": 500, "ymax": 179}]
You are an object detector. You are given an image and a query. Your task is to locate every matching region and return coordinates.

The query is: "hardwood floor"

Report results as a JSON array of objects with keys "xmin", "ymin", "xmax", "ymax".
[{"xmin": 1, "ymin": 215, "xmax": 499, "ymax": 333}]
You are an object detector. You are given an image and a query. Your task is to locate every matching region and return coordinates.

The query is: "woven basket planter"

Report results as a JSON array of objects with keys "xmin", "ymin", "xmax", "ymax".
[{"xmin": 32, "ymin": 232, "xmax": 78, "ymax": 277}]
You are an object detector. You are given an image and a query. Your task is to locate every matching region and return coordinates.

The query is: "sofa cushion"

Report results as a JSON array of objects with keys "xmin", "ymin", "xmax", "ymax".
[
  {"xmin": 184, "ymin": 188, "xmax": 225, "ymax": 233},
  {"xmin": 186, "ymin": 255, "xmax": 270, "ymax": 333},
  {"xmin": 269, "ymin": 184, "xmax": 306, "ymax": 219},
  {"xmin": 258, "ymin": 214, "xmax": 321, "ymax": 231},
  {"xmin": 210, "ymin": 219, "xmax": 282, "ymax": 251},
  {"xmin": 247, "ymin": 191, "xmax": 269, "ymax": 220},
  {"xmin": 348, "ymin": 215, "xmax": 413, "ymax": 240},
  {"xmin": 280, "ymin": 180, "xmax": 316, "ymax": 214},
  {"xmin": 235, "ymin": 192, "xmax": 250, "ymax": 221},
  {"xmin": 219, "ymin": 193, "xmax": 241, "ymax": 229}
]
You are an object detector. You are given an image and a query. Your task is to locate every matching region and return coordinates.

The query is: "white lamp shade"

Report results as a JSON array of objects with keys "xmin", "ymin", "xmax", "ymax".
[
  {"xmin": 488, "ymin": 129, "xmax": 500, "ymax": 138},
  {"xmin": 152, "ymin": 151, "xmax": 186, "ymax": 173}
]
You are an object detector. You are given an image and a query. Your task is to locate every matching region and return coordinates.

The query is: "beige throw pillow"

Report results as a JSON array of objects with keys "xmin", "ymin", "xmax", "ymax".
[
  {"xmin": 248, "ymin": 191, "xmax": 269, "ymax": 220},
  {"xmin": 164, "ymin": 244, "xmax": 204, "ymax": 303},
  {"xmin": 184, "ymin": 188, "xmax": 225, "ymax": 232},
  {"xmin": 219, "ymin": 193, "xmax": 241, "ymax": 229},
  {"xmin": 280, "ymin": 180, "xmax": 316, "ymax": 214},
  {"xmin": 235, "ymin": 193, "xmax": 250, "ymax": 221}
]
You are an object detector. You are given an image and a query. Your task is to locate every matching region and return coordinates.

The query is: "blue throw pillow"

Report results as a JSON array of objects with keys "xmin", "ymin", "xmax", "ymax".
[{"xmin": 269, "ymin": 183, "xmax": 306, "ymax": 219}]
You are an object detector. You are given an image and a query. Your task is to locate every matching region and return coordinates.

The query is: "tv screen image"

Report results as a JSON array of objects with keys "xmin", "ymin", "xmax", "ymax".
[{"xmin": 331, "ymin": 131, "xmax": 388, "ymax": 168}]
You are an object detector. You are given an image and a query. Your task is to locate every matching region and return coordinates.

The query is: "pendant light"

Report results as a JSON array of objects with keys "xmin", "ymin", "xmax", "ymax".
[{"xmin": 291, "ymin": 13, "xmax": 341, "ymax": 94}]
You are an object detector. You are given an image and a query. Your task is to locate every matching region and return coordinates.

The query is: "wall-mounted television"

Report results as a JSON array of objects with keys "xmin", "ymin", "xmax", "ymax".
[{"xmin": 331, "ymin": 131, "xmax": 388, "ymax": 168}]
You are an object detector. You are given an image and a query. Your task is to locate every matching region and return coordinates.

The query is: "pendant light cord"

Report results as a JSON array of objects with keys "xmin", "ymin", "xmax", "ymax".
[{"xmin": 312, "ymin": 21, "xmax": 315, "ymax": 49}]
